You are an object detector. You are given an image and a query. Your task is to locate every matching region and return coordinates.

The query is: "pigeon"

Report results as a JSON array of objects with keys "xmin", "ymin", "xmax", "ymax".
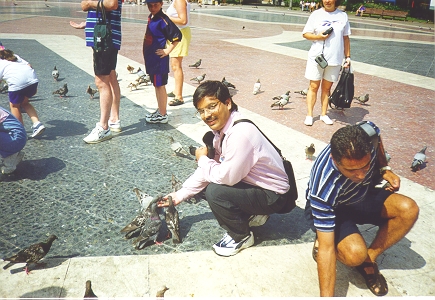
[
  {"xmin": 171, "ymin": 174, "xmax": 182, "ymax": 192},
  {"xmin": 3, "ymin": 234, "xmax": 58, "ymax": 274},
  {"xmin": 84, "ymin": 280, "xmax": 98, "ymax": 298},
  {"xmin": 188, "ymin": 59, "xmax": 202, "ymax": 68},
  {"xmin": 294, "ymin": 88, "xmax": 308, "ymax": 96},
  {"xmin": 305, "ymin": 143, "xmax": 315, "ymax": 160},
  {"xmin": 156, "ymin": 286, "xmax": 169, "ymax": 298},
  {"xmin": 127, "ymin": 82, "xmax": 139, "ymax": 91},
  {"xmin": 169, "ymin": 136, "xmax": 189, "ymax": 156},
  {"xmin": 136, "ymin": 75, "xmax": 150, "ymax": 86},
  {"xmin": 136, "ymin": 67, "xmax": 145, "ymax": 78},
  {"xmin": 120, "ymin": 188, "xmax": 154, "ymax": 239},
  {"xmin": 354, "ymin": 93, "xmax": 369, "ymax": 104},
  {"xmin": 127, "ymin": 65, "xmax": 135, "ymax": 73},
  {"xmin": 86, "ymin": 85, "xmax": 98, "ymax": 99},
  {"xmin": 222, "ymin": 77, "xmax": 236, "ymax": 89},
  {"xmin": 253, "ymin": 79, "xmax": 261, "ymax": 95},
  {"xmin": 188, "ymin": 145, "xmax": 197, "ymax": 156},
  {"xmin": 133, "ymin": 197, "xmax": 163, "ymax": 250},
  {"xmin": 165, "ymin": 195, "xmax": 181, "ymax": 244},
  {"xmin": 133, "ymin": 187, "xmax": 154, "ymax": 210},
  {"xmin": 190, "ymin": 74, "xmax": 206, "ymax": 84},
  {"xmin": 271, "ymin": 91, "xmax": 290, "ymax": 109},
  {"xmin": 52, "ymin": 66, "xmax": 59, "ymax": 81},
  {"xmin": 52, "ymin": 83, "xmax": 68, "ymax": 97},
  {"xmin": 411, "ymin": 146, "xmax": 427, "ymax": 172},
  {"xmin": 0, "ymin": 80, "xmax": 8, "ymax": 93}
]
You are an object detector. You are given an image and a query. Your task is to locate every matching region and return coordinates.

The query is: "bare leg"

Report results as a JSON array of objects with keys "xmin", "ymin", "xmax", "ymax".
[
  {"xmin": 306, "ymin": 80, "xmax": 320, "ymax": 117},
  {"xmin": 9, "ymin": 102, "xmax": 24, "ymax": 124},
  {"xmin": 320, "ymin": 79, "xmax": 333, "ymax": 116},
  {"xmin": 170, "ymin": 57, "xmax": 184, "ymax": 102},
  {"xmin": 108, "ymin": 70, "xmax": 121, "ymax": 124},
  {"xmin": 155, "ymin": 85, "xmax": 167, "ymax": 116},
  {"xmin": 95, "ymin": 73, "xmax": 113, "ymax": 130}
]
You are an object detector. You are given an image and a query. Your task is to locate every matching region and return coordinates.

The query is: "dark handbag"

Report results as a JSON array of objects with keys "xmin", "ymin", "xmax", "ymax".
[
  {"xmin": 329, "ymin": 66, "xmax": 354, "ymax": 109},
  {"xmin": 233, "ymin": 119, "xmax": 298, "ymax": 213},
  {"xmin": 93, "ymin": 0, "xmax": 113, "ymax": 53}
]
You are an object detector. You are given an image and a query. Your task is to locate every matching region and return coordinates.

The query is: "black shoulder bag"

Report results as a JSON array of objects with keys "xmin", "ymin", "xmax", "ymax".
[
  {"xmin": 233, "ymin": 119, "xmax": 298, "ymax": 213},
  {"xmin": 329, "ymin": 66, "xmax": 354, "ymax": 109},
  {"xmin": 93, "ymin": 0, "xmax": 113, "ymax": 53}
]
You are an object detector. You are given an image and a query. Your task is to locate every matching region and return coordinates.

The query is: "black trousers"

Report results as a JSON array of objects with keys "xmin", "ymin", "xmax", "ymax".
[{"xmin": 205, "ymin": 182, "xmax": 287, "ymax": 242}]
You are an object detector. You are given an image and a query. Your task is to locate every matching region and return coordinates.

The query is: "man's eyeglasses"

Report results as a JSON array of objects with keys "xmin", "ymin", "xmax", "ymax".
[{"xmin": 196, "ymin": 101, "xmax": 221, "ymax": 117}]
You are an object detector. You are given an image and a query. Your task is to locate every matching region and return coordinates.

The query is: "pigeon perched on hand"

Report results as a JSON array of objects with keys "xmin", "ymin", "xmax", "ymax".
[
  {"xmin": 52, "ymin": 66, "xmax": 59, "ymax": 81},
  {"xmin": 133, "ymin": 197, "xmax": 163, "ymax": 250},
  {"xmin": 165, "ymin": 195, "xmax": 181, "ymax": 244},
  {"xmin": 253, "ymin": 79, "xmax": 261, "ymax": 95},
  {"xmin": 86, "ymin": 85, "xmax": 98, "ymax": 99},
  {"xmin": 189, "ymin": 59, "xmax": 202, "ymax": 68},
  {"xmin": 52, "ymin": 83, "xmax": 68, "ymax": 97},
  {"xmin": 222, "ymin": 77, "xmax": 236, "ymax": 89},
  {"xmin": 305, "ymin": 143, "xmax": 315, "ymax": 160},
  {"xmin": 411, "ymin": 146, "xmax": 427, "ymax": 172},
  {"xmin": 354, "ymin": 93, "xmax": 369, "ymax": 104},
  {"xmin": 169, "ymin": 136, "xmax": 189, "ymax": 156},
  {"xmin": 294, "ymin": 88, "xmax": 308, "ymax": 96},
  {"xmin": 190, "ymin": 74, "xmax": 206, "ymax": 84},
  {"xmin": 271, "ymin": 91, "xmax": 290, "ymax": 109},
  {"xmin": 84, "ymin": 280, "xmax": 98, "ymax": 298},
  {"xmin": 127, "ymin": 65, "xmax": 135, "ymax": 73},
  {"xmin": 3, "ymin": 234, "xmax": 58, "ymax": 274}
]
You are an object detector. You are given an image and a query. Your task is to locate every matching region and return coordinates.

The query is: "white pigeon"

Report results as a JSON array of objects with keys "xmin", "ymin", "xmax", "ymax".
[
  {"xmin": 169, "ymin": 136, "xmax": 189, "ymax": 156},
  {"xmin": 52, "ymin": 66, "xmax": 59, "ymax": 81},
  {"xmin": 253, "ymin": 79, "xmax": 261, "ymax": 95},
  {"xmin": 136, "ymin": 67, "xmax": 145, "ymax": 78}
]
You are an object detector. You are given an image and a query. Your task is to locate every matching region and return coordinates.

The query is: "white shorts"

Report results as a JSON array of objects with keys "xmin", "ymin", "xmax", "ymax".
[{"xmin": 305, "ymin": 60, "xmax": 341, "ymax": 82}]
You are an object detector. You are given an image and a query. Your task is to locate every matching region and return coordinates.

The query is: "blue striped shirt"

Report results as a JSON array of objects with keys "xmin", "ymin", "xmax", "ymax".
[
  {"xmin": 306, "ymin": 122, "xmax": 380, "ymax": 232},
  {"xmin": 85, "ymin": 0, "xmax": 122, "ymax": 50}
]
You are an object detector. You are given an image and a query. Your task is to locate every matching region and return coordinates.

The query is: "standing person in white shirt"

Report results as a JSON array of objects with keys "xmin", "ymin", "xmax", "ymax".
[
  {"xmin": 165, "ymin": 0, "xmax": 191, "ymax": 107},
  {"xmin": 158, "ymin": 81, "xmax": 295, "ymax": 257},
  {"xmin": 302, "ymin": 0, "xmax": 351, "ymax": 126}
]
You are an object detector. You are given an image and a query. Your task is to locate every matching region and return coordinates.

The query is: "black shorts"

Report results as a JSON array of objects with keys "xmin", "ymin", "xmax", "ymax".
[
  {"xmin": 93, "ymin": 47, "xmax": 118, "ymax": 76},
  {"xmin": 334, "ymin": 188, "xmax": 392, "ymax": 245}
]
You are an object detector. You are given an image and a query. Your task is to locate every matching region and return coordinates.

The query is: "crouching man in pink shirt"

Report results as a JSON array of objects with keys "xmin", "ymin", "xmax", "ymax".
[{"xmin": 158, "ymin": 80, "xmax": 295, "ymax": 256}]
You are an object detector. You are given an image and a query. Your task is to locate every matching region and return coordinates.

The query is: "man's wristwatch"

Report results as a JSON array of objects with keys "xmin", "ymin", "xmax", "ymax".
[{"xmin": 379, "ymin": 166, "xmax": 392, "ymax": 175}]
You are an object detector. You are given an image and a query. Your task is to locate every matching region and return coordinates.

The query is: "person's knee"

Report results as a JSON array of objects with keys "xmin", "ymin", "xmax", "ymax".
[
  {"xmin": 398, "ymin": 197, "xmax": 419, "ymax": 223},
  {"xmin": 337, "ymin": 240, "xmax": 368, "ymax": 266}
]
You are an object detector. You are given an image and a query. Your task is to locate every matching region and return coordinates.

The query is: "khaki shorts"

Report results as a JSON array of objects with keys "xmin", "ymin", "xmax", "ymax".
[
  {"xmin": 305, "ymin": 60, "xmax": 341, "ymax": 82},
  {"xmin": 169, "ymin": 27, "xmax": 191, "ymax": 58}
]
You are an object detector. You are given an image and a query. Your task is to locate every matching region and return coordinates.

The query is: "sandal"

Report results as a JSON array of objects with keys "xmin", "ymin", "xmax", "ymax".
[
  {"xmin": 168, "ymin": 98, "xmax": 184, "ymax": 106},
  {"xmin": 355, "ymin": 261, "xmax": 388, "ymax": 296}
]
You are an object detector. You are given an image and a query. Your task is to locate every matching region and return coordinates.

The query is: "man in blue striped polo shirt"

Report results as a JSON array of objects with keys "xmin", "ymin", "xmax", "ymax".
[
  {"xmin": 81, "ymin": 0, "xmax": 122, "ymax": 143},
  {"xmin": 306, "ymin": 121, "xmax": 419, "ymax": 297}
]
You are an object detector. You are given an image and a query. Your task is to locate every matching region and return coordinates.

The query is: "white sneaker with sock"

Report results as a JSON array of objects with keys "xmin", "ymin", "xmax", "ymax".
[
  {"xmin": 304, "ymin": 116, "xmax": 313, "ymax": 126},
  {"xmin": 320, "ymin": 115, "xmax": 333, "ymax": 125},
  {"xmin": 83, "ymin": 123, "xmax": 112, "ymax": 144}
]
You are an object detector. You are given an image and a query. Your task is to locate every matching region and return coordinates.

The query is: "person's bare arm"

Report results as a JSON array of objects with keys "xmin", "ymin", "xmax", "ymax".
[
  {"xmin": 317, "ymin": 231, "xmax": 337, "ymax": 296},
  {"xmin": 81, "ymin": 0, "xmax": 118, "ymax": 12}
]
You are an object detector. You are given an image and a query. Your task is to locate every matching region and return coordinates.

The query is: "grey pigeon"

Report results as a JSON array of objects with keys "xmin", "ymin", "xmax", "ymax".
[
  {"xmin": 354, "ymin": 93, "xmax": 369, "ymax": 104},
  {"xmin": 171, "ymin": 174, "xmax": 182, "ymax": 192},
  {"xmin": 52, "ymin": 66, "xmax": 59, "ymax": 81},
  {"xmin": 305, "ymin": 143, "xmax": 315, "ymax": 160},
  {"xmin": 86, "ymin": 85, "xmax": 98, "ymax": 99},
  {"xmin": 53, "ymin": 83, "xmax": 68, "ymax": 97},
  {"xmin": 411, "ymin": 146, "xmax": 427, "ymax": 172},
  {"xmin": 84, "ymin": 280, "xmax": 98, "ymax": 298},
  {"xmin": 133, "ymin": 197, "xmax": 163, "ymax": 250},
  {"xmin": 271, "ymin": 91, "xmax": 290, "ymax": 109},
  {"xmin": 222, "ymin": 77, "xmax": 236, "ymax": 89},
  {"xmin": 156, "ymin": 285, "xmax": 169, "ymax": 298},
  {"xmin": 3, "ymin": 234, "xmax": 58, "ymax": 274},
  {"xmin": 190, "ymin": 74, "xmax": 206, "ymax": 83},
  {"xmin": 165, "ymin": 195, "xmax": 181, "ymax": 244},
  {"xmin": 120, "ymin": 188, "xmax": 154, "ymax": 239},
  {"xmin": 189, "ymin": 59, "xmax": 201, "ymax": 68},
  {"xmin": 294, "ymin": 88, "xmax": 308, "ymax": 96},
  {"xmin": 253, "ymin": 79, "xmax": 261, "ymax": 95},
  {"xmin": 169, "ymin": 136, "xmax": 189, "ymax": 156},
  {"xmin": 136, "ymin": 75, "xmax": 150, "ymax": 86}
]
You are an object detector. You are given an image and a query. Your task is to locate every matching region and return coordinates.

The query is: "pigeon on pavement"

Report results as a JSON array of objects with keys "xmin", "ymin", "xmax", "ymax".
[
  {"xmin": 294, "ymin": 88, "xmax": 308, "ymax": 96},
  {"xmin": 222, "ymin": 77, "xmax": 236, "ymax": 89},
  {"xmin": 136, "ymin": 67, "xmax": 145, "ymax": 78},
  {"xmin": 52, "ymin": 66, "xmax": 59, "ymax": 81},
  {"xmin": 52, "ymin": 83, "xmax": 68, "ymax": 97},
  {"xmin": 170, "ymin": 136, "xmax": 189, "ymax": 156},
  {"xmin": 271, "ymin": 91, "xmax": 290, "ymax": 109},
  {"xmin": 127, "ymin": 65, "xmax": 135, "ymax": 73},
  {"xmin": 305, "ymin": 143, "xmax": 315, "ymax": 160},
  {"xmin": 190, "ymin": 74, "xmax": 206, "ymax": 84},
  {"xmin": 120, "ymin": 188, "xmax": 154, "ymax": 239},
  {"xmin": 354, "ymin": 93, "xmax": 369, "ymax": 104},
  {"xmin": 189, "ymin": 59, "xmax": 201, "ymax": 68},
  {"xmin": 3, "ymin": 234, "xmax": 58, "ymax": 274},
  {"xmin": 411, "ymin": 146, "xmax": 427, "ymax": 172},
  {"xmin": 86, "ymin": 85, "xmax": 98, "ymax": 99},
  {"xmin": 156, "ymin": 286, "xmax": 169, "ymax": 298},
  {"xmin": 253, "ymin": 79, "xmax": 261, "ymax": 95},
  {"xmin": 165, "ymin": 195, "xmax": 181, "ymax": 244},
  {"xmin": 84, "ymin": 280, "xmax": 98, "ymax": 298},
  {"xmin": 133, "ymin": 197, "xmax": 163, "ymax": 250}
]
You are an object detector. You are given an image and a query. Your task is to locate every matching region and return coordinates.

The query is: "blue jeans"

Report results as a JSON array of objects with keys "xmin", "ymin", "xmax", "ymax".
[{"xmin": 0, "ymin": 113, "xmax": 27, "ymax": 158}]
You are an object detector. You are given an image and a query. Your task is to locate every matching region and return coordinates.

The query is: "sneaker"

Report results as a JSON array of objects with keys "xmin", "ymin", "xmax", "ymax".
[
  {"xmin": 31, "ymin": 122, "xmax": 45, "ymax": 138},
  {"xmin": 320, "ymin": 115, "xmax": 333, "ymax": 125},
  {"xmin": 212, "ymin": 231, "xmax": 254, "ymax": 257},
  {"xmin": 108, "ymin": 120, "xmax": 122, "ymax": 132},
  {"xmin": 1, "ymin": 151, "xmax": 24, "ymax": 174},
  {"xmin": 145, "ymin": 109, "xmax": 158, "ymax": 118},
  {"xmin": 304, "ymin": 116, "xmax": 313, "ymax": 126},
  {"xmin": 167, "ymin": 91, "xmax": 175, "ymax": 97},
  {"xmin": 248, "ymin": 215, "xmax": 269, "ymax": 227},
  {"xmin": 83, "ymin": 123, "xmax": 112, "ymax": 144},
  {"xmin": 145, "ymin": 112, "xmax": 168, "ymax": 124}
]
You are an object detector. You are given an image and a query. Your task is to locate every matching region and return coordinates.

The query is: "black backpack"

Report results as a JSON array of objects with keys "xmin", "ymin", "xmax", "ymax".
[
  {"xmin": 93, "ymin": 0, "xmax": 113, "ymax": 53},
  {"xmin": 329, "ymin": 67, "xmax": 354, "ymax": 109}
]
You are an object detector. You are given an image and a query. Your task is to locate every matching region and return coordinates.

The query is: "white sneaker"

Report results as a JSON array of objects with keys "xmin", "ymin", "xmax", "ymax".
[
  {"xmin": 1, "ymin": 151, "xmax": 24, "ymax": 174},
  {"xmin": 83, "ymin": 123, "xmax": 112, "ymax": 144},
  {"xmin": 304, "ymin": 116, "xmax": 313, "ymax": 126},
  {"xmin": 108, "ymin": 120, "xmax": 122, "ymax": 132},
  {"xmin": 145, "ymin": 112, "xmax": 168, "ymax": 124},
  {"xmin": 320, "ymin": 115, "xmax": 333, "ymax": 125},
  {"xmin": 31, "ymin": 122, "xmax": 45, "ymax": 138},
  {"xmin": 212, "ymin": 232, "xmax": 254, "ymax": 257},
  {"xmin": 145, "ymin": 109, "xmax": 158, "ymax": 118}
]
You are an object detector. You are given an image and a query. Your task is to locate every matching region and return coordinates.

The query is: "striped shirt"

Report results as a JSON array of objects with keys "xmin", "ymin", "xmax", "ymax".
[
  {"xmin": 306, "ymin": 122, "xmax": 380, "ymax": 232},
  {"xmin": 85, "ymin": 0, "xmax": 122, "ymax": 50}
]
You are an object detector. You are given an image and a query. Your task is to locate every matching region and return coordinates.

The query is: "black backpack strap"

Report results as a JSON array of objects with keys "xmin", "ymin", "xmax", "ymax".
[{"xmin": 96, "ymin": 0, "xmax": 107, "ymax": 24}]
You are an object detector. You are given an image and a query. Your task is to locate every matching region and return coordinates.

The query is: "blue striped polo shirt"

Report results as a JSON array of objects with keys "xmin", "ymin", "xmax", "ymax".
[
  {"xmin": 85, "ymin": 0, "xmax": 122, "ymax": 50},
  {"xmin": 306, "ymin": 122, "xmax": 380, "ymax": 232}
]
